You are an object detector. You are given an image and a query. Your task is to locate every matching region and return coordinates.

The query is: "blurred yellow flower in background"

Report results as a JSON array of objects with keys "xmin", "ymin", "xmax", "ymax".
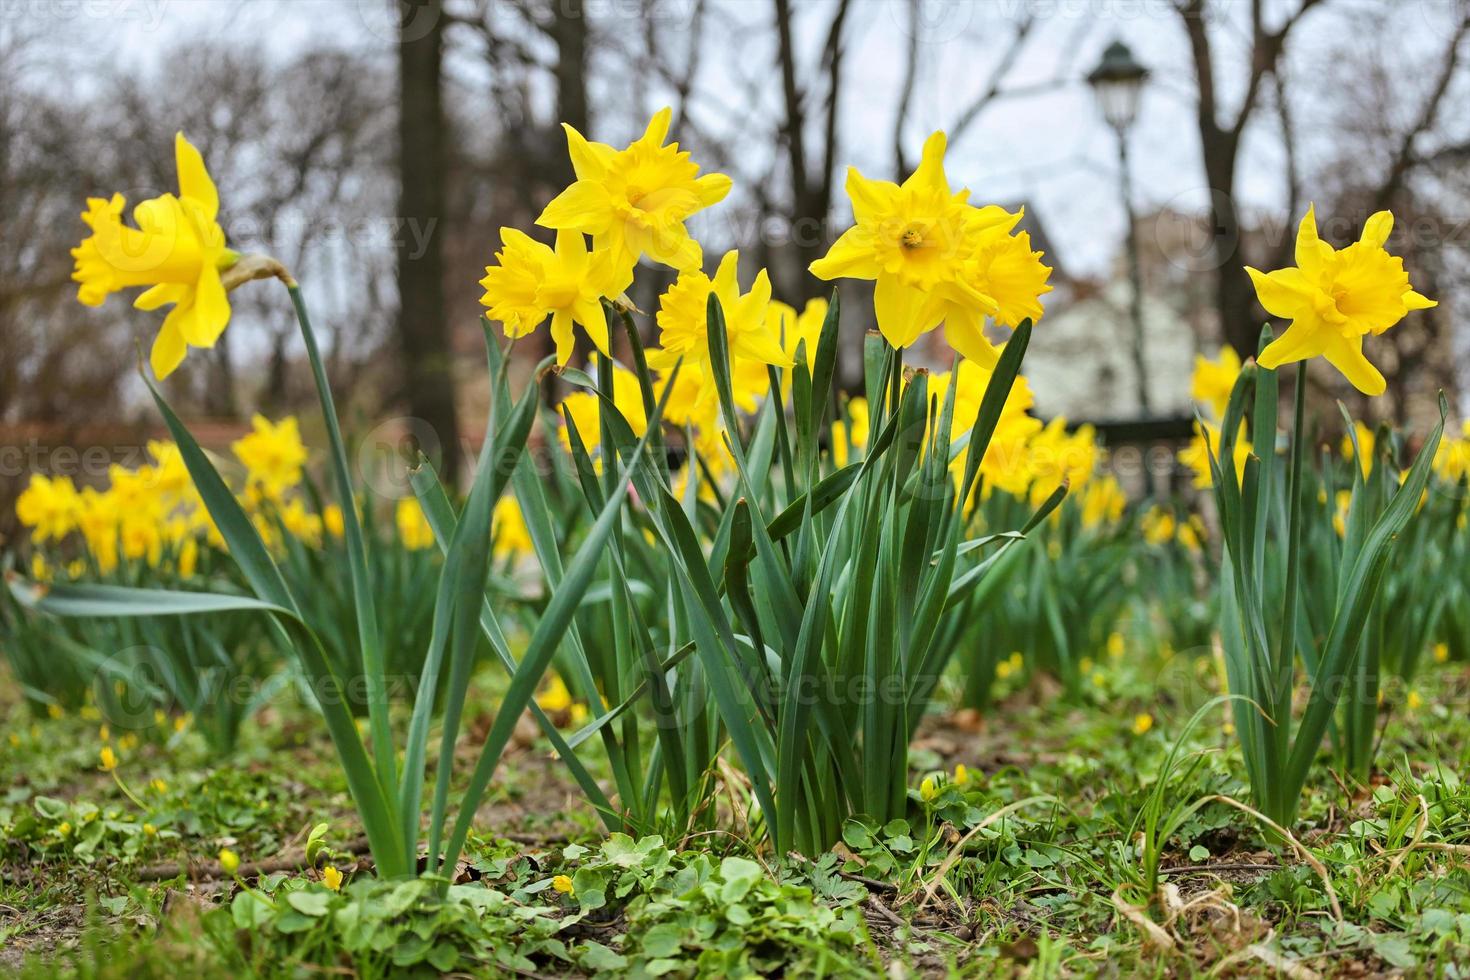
[
  {"xmin": 1080, "ymin": 476, "xmax": 1126, "ymax": 529},
  {"xmin": 71, "ymin": 133, "xmax": 239, "ymax": 378},
  {"xmin": 16, "ymin": 474, "xmax": 81, "ymax": 544},
  {"xmin": 831, "ymin": 397, "xmax": 870, "ymax": 468},
  {"xmin": 1141, "ymin": 507, "xmax": 1177, "ymax": 546},
  {"xmin": 491, "ymin": 496, "xmax": 533, "ymax": 560},
  {"xmin": 1340, "ymin": 420, "xmax": 1376, "ymax": 478},
  {"xmin": 770, "ymin": 296, "xmax": 829, "ymax": 367},
  {"xmin": 1247, "ymin": 206, "xmax": 1435, "ymax": 395},
  {"xmin": 538, "ymin": 107, "xmax": 731, "ymax": 281},
  {"xmin": 1178, "ymin": 420, "xmax": 1251, "ymax": 489},
  {"xmin": 557, "ymin": 364, "xmax": 649, "ymax": 455},
  {"xmin": 233, "ymin": 415, "xmax": 308, "ymax": 500},
  {"xmin": 1191, "ymin": 345, "xmax": 1240, "ymax": 420},
  {"xmin": 395, "ymin": 498, "xmax": 435, "ymax": 551}
]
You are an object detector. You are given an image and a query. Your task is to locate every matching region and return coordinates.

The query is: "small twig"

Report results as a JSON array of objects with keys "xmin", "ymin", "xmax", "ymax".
[
  {"xmin": 1198, "ymin": 796, "xmax": 1343, "ymax": 922},
  {"xmin": 136, "ymin": 836, "xmax": 371, "ymax": 882},
  {"xmin": 1160, "ymin": 861, "xmax": 1280, "ymax": 876}
]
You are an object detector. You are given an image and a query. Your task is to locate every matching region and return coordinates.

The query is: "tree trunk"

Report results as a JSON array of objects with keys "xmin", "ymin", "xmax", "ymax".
[
  {"xmin": 396, "ymin": 0, "xmax": 460, "ymax": 483},
  {"xmin": 551, "ymin": 0, "xmax": 589, "ymax": 191},
  {"xmin": 1201, "ymin": 133, "xmax": 1260, "ymax": 358}
]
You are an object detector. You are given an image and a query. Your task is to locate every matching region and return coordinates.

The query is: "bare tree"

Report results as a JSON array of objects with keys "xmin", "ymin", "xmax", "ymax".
[
  {"xmin": 397, "ymin": 0, "xmax": 462, "ymax": 482},
  {"xmin": 1174, "ymin": 0, "xmax": 1327, "ymax": 358}
]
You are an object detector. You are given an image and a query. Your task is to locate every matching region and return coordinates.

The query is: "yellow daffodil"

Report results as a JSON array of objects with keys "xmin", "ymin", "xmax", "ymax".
[
  {"xmin": 1141, "ymin": 507, "xmax": 1177, "ymax": 546},
  {"xmin": 492, "ymin": 496, "xmax": 533, "ymax": 560},
  {"xmin": 479, "ymin": 228, "xmax": 618, "ymax": 365},
  {"xmin": 395, "ymin": 498, "xmax": 435, "ymax": 551},
  {"xmin": 233, "ymin": 415, "xmax": 308, "ymax": 499},
  {"xmin": 322, "ymin": 866, "xmax": 343, "ymax": 891},
  {"xmin": 552, "ymin": 874, "xmax": 576, "ymax": 895},
  {"xmin": 536, "ymin": 675, "xmax": 575, "ymax": 713},
  {"xmin": 648, "ymin": 251, "xmax": 789, "ymax": 417},
  {"xmin": 557, "ymin": 364, "xmax": 649, "ymax": 454},
  {"xmin": 1176, "ymin": 520, "xmax": 1202, "ymax": 554},
  {"xmin": 1332, "ymin": 489, "xmax": 1352, "ymax": 538},
  {"xmin": 1432, "ymin": 422, "xmax": 1470, "ymax": 483},
  {"xmin": 831, "ymin": 397, "xmax": 870, "ymax": 468},
  {"xmin": 1131, "ymin": 713, "xmax": 1154, "ymax": 736},
  {"xmin": 942, "ymin": 221, "xmax": 1052, "ymax": 364},
  {"xmin": 72, "ymin": 133, "xmax": 239, "ymax": 378},
  {"xmin": 1178, "ymin": 419, "xmax": 1251, "ymax": 489},
  {"xmin": 219, "ymin": 848, "xmax": 240, "ymax": 874},
  {"xmin": 279, "ymin": 497, "xmax": 325, "ymax": 548},
  {"xmin": 323, "ymin": 504, "xmax": 346, "ymax": 539},
  {"xmin": 770, "ymin": 296, "xmax": 829, "ymax": 367},
  {"xmin": 811, "ymin": 130, "xmax": 1047, "ymax": 364},
  {"xmin": 1026, "ymin": 417, "xmax": 1099, "ymax": 504},
  {"xmin": 1247, "ymin": 206, "xmax": 1435, "ymax": 395},
  {"xmin": 1191, "ymin": 345, "xmax": 1240, "ymax": 420},
  {"xmin": 1080, "ymin": 476, "xmax": 1126, "ymax": 529},
  {"xmin": 1341, "ymin": 421, "xmax": 1376, "ymax": 478},
  {"xmin": 928, "ymin": 355, "xmax": 1043, "ymax": 497},
  {"xmin": 538, "ymin": 107, "xmax": 731, "ymax": 281},
  {"xmin": 16, "ymin": 474, "xmax": 81, "ymax": 544}
]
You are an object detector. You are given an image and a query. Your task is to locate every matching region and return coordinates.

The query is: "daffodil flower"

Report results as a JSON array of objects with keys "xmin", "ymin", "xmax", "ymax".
[
  {"xmin": 16, "ymin": 474, "xmax": 82, "ymax": 544},
  {"xmin": 538, "ymin": 107, "xmax": 732, "ymax": 281},
  {"xmin": 1247, "ymin": 206, "xmax": 1436, "ymax": 395},
  {"xmin": 811, "ymin": 131, "xmax": 1049, "ymax": 364},
  {"xmin": 647, "ymin": 251, "xmax": 789, "ymax": 415},
  {"xmin": 71, "ymin": 133, "xmax": 239, "ymax": 378},
  {"xmin": 232, "ymin": 415, "xmax": 309, "ymax": 501},
  {"xmin": 479, "ymin": 228, "xmax": 619, "ymax": 365},
  {"xmin": 1191, "ymin": 346, "xmax": 1241, "ymax": 420},
  {"xmin": 395, "ymin": 498, "xmax": 435, "ymax": 551},
  {"xmin": 1178, "ymin": 419, "xmax": 1251, "ymax": 490}
]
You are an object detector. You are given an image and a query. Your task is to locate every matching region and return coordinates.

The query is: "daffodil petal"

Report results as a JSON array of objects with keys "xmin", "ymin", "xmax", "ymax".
[
  {"xmin": 1294, "ymin": 204, "xmax": 1331, "ymax": 278},
  {"xmin": 188, "ymin": 266, "xmax": 230, "ymax": 347},
  {"xmin": 943, "ymin": 309, "xmax": 1000, "ymax": 368},
  {"xmin": 1359, "ymin": 210, "xmax": 1393, "ymax": 248},
  {"xmin": 134, "ymin": 283, "xmax": 188, "ymax": 312},
  {"xmin": 810, "ymin": 226, "xmax": 881, "ymax": 281},
  {"xmin": 1322, "ymin": 333, "xmax": 1386, "ymax": 396},
  {"xmin": 538, "ymin": 180, "xmax": 613, "ymax": 232},
  {"xmin": 1246, "ymin": 266, "xmax": 1314, "ymax": 319},
  {"xmin": 151, "ymin": 315, "xmax": 188, "ymax": 379},
  {"xmin": 175, "ymin": 133, "xmax": 219, "ymax": 221},
  {"xmin": 563, "ymin": 123, "xmax": 614, "ymax": 180},
  {"xmin": 550, "ymin": 308, "xmax": 575, "ymax": 365},
  {"xmin": 1404, "ymin": 289, "xmax": 1437, "ymax": 311},
  {"xmin": 1257, "ymin": 319, "xmax": 1328, "ymax": 370},
  {"xmin": 874, "ymin": 276, "xmax": 935, "ymax": 349}
]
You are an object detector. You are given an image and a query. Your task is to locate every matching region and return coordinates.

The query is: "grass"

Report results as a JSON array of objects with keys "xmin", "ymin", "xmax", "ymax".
[{"xmin": 3, "ymin": 643, "xmax": 1470, "ymax": 978}]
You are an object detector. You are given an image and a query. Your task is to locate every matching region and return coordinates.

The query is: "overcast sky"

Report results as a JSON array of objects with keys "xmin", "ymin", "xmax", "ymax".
[{"xmin": 34, "ymin": 0, "xmax": 1468, "ymax": 284}]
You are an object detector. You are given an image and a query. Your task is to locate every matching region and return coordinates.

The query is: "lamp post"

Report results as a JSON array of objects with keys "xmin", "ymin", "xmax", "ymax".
[{"xmin": 1088, "ymin": 39, "xmax": 1151, "ymax": 419}]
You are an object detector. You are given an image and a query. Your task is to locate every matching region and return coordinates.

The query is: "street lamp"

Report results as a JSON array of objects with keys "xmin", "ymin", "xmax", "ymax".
[{"xmin": 1088, "ymin": 39, "xmax": 1151, "ymax": 420}]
